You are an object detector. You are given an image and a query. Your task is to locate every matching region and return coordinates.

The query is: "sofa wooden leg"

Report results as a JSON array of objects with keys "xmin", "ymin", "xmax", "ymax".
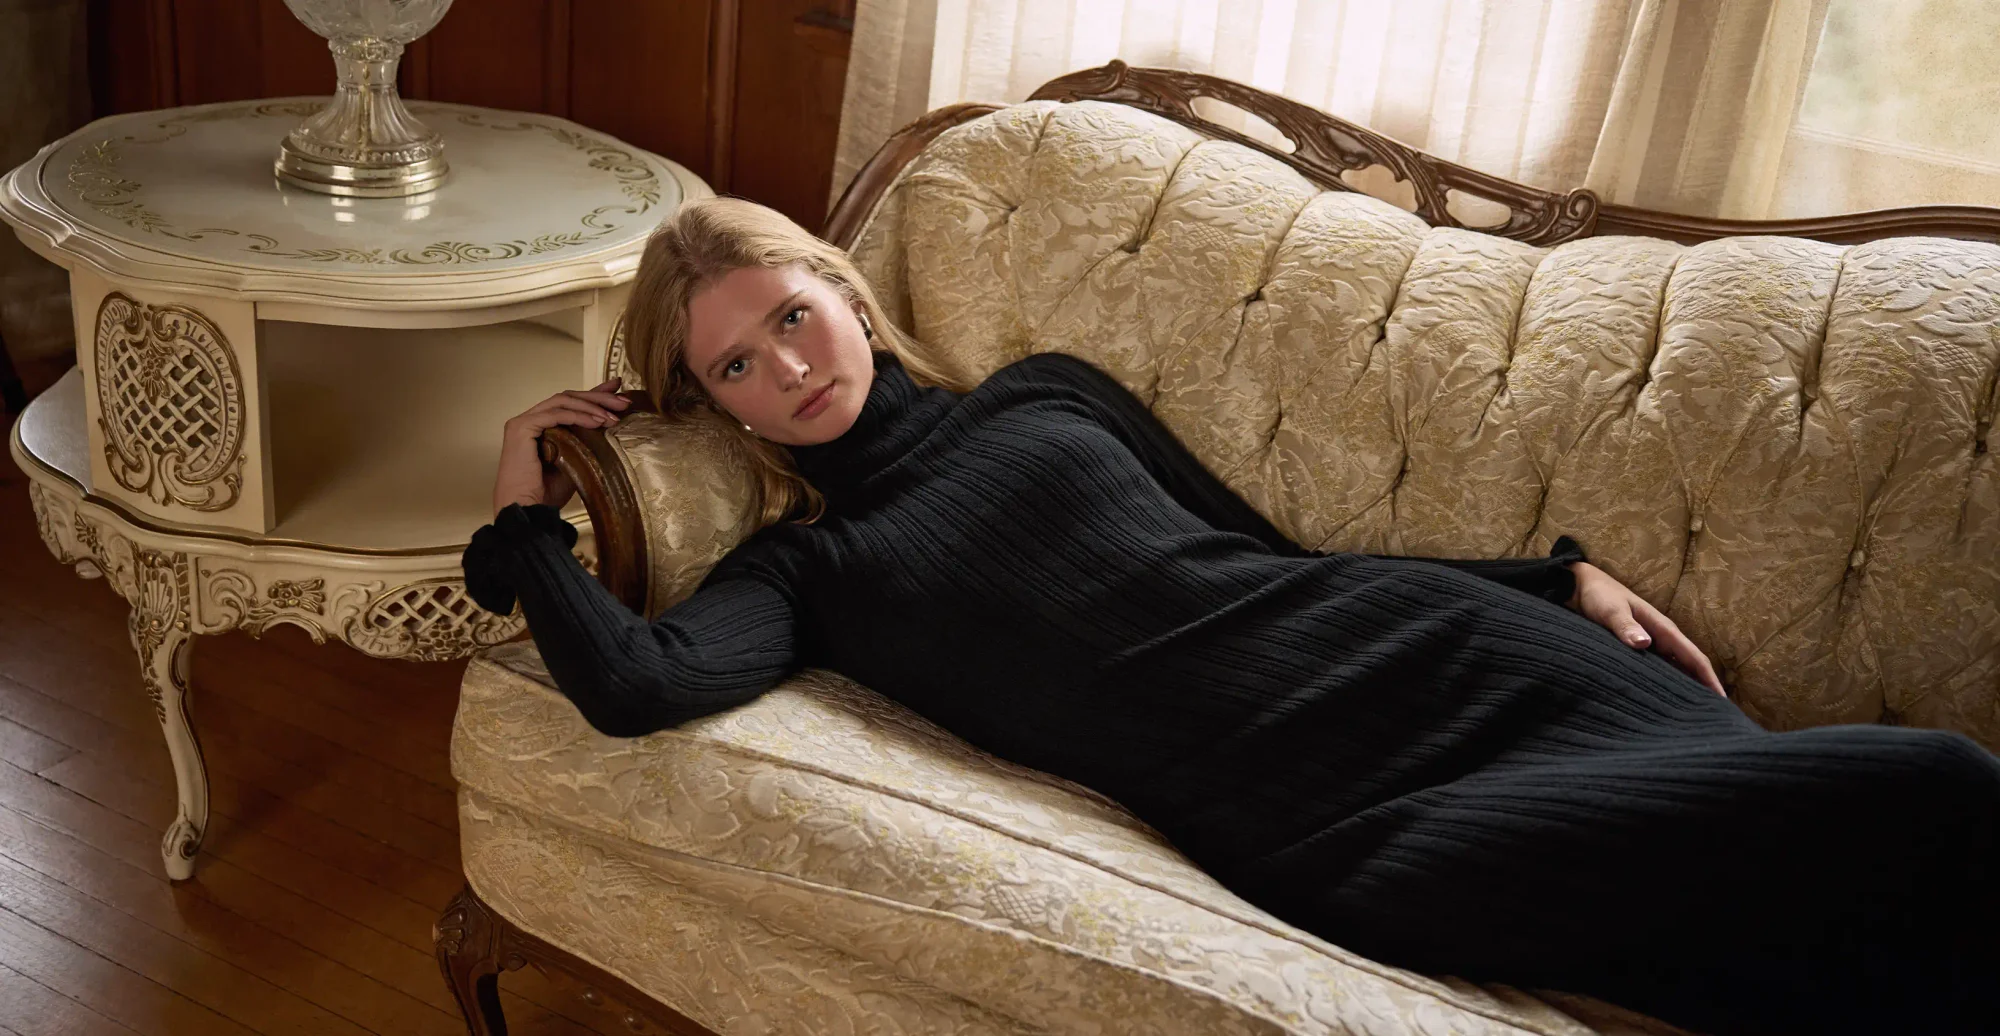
[
  {"xmin": 435, "ymin": 885, "xmax": 511, "ymax": 1036},
  {"xmin": 434, "ymin": 881, "xmax": 723, "ymax": 1036}
]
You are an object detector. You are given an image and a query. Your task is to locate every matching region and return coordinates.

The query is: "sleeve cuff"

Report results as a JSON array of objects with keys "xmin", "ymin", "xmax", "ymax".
[
  {"xmin": 1549, "ymin": 534, "xmax": 1588, "ymax": 566},
  {"xmin": 460, "ymin": 503, "xmax": 582, "ymax": 615},
  {"xmin": 1547, "ymin": 534, "xmax": 1588, "ymax": 607},
  {"xmin": 495, "ymin": 501, "xmax": 581, "ymax": 548}
]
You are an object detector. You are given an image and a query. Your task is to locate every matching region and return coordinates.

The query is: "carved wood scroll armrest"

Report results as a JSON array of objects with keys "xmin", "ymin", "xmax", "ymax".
[{"xmin": 537, "ymin": 389, "xmax": 657, "ymax": 616}]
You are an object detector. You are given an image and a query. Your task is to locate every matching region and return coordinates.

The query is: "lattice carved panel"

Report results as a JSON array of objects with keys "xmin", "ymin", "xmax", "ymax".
[
  {"xmin": 93, "ymin": 292, "xmax": 248, "ymax": 512},
  {"xmin": 346, "ymin": 577, "xmax": 526, "ymax": 662}
]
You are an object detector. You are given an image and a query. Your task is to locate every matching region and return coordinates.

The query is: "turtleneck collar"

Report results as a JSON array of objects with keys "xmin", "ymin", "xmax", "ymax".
[{"xmin": 786, "ymin": 349, "xmax": 957, "ymax": 503}]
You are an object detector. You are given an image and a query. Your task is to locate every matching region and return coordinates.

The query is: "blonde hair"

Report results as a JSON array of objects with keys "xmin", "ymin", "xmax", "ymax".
[{"xmin": 623, "ymin": 196, "xmax": 968, "ymax": 528}]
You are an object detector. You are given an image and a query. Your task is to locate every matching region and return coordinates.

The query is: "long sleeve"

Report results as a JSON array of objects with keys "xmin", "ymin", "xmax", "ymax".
[
  {"xmin": 460, "ymin": 503, "xmax": 799, "ymax": 736},
  {"xmin": 1011, "ymin": 350, "xmax": 1588, "ymax": 607},
  {"xmin": 1355, "ymin": 534, "xmax": 1588, "ymax": 608}
]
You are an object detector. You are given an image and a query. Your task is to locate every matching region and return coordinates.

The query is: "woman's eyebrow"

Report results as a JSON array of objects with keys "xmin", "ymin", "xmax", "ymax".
[
  {"xmin": 706, "ymin": 292, "xmax": 808, "ymax": 378},
  {"xmin": 762, "ymin": 291, "xmax": 806, "ymax": 328}
]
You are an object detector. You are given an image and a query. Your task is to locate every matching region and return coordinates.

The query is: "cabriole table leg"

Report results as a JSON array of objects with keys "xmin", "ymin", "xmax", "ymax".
[{"xmin": 125, "ymin": 547, "xmax": 209, "ymax": 880}]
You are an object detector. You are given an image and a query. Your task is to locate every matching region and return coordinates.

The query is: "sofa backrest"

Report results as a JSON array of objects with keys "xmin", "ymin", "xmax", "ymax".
[{"xmin": 843, "ymin": 100, "xmax": 2000, "ymax": 746}]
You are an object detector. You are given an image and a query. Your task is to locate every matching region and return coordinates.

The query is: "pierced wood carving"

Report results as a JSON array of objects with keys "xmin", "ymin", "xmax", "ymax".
[
  {"xmin": 345, "ymin": 577, "xmax": 526, "ymax": 662},
  {"xmin": 93, "ymin": 292, "xmax": 248, "ymax": 512},
  {"xmin": 1027, "ymin": 61, "xmax": 1600, "ymax": 246},
  {"xmin": 826, "ymin": 61, "xmax": 2000, "ymax": 255}
]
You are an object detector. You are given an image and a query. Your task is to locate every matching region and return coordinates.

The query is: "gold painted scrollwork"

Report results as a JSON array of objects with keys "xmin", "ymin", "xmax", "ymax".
[
  {"xmin": 602, "ymin": 312, "xmax": 644, "ymax": 391},
  {"xmin": 63, "ymin": 102, "xmax": 662, "ymax": 266},
  {"xmin": 94, "ymin": 292, "xmax": 247, "ymax": 512},
  {"xmin": 201, "ymin": 568, "xmax": 383, "ymax": 642},
  {"xmin": 345, "ymin": 577, "xmax": 525, "ymax": 662},
  {"xmin": 27, "ymin": 482, "xmax": 77, "ymax": 564}
]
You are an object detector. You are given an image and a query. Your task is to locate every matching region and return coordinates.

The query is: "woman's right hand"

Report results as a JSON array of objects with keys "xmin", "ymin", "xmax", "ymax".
[
  {"xmin": 491, "ymin": 377, "xmax": 631, "ymax": 517},
  {"xmin": 1569, "ymin": 561, "xmax": 1728, "ymax": 698}
]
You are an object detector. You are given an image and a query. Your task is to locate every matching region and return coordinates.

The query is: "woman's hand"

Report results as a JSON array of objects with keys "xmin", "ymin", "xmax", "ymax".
[
  {"xmin": 1567, "ymin": 562, "xmax": 1728, "ymax": 698},
  {"xmin": 491, "ymin": 377, "xmax": 630, "ymax": 517}
]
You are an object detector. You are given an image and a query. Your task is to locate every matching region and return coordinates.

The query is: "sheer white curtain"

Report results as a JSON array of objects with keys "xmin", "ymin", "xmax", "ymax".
[{"xmin": 832, "ymin": 0, "xmax": 2000, "ymax": 220}]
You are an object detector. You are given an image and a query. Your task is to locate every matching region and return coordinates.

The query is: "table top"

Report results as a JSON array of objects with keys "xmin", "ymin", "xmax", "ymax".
[{"xmin": 0, "ymin": 99, "xmax": 709, "ymax": 309}]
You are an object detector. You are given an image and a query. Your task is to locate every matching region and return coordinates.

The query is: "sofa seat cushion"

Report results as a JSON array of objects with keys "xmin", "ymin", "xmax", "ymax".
[{"xmin": 455, "ymin": 640, "xmax": 1692, "ymax": 1036}]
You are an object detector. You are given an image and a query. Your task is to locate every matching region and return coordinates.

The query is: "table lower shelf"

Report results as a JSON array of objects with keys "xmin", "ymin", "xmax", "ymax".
[{"xmin": 13, "ymin": 364, "xmax": 591, "ymax": 554}]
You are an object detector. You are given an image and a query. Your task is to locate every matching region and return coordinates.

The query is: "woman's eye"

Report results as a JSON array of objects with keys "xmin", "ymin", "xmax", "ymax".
[
  {"xmin": 725, "ymin": 357, "xmax": 746, "ymax": 378},
  {"xmin": 783, "ymin": 307, "xmax": 805, "ymax": 327}
]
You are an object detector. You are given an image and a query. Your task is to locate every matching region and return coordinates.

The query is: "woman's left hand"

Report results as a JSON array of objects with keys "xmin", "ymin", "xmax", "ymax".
[{"xmin": 1566, "ymin": 562, "xmax": 1728, "ymax": 698}]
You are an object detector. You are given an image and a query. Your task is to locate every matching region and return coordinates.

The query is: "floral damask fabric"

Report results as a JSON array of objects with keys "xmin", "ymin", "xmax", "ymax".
[
  {"xmin": 458, "ymin": 642, "xmax": 1693, "ymax": 1036},
  {"xmin": 458, "ymin": 98, "xmax": 1999, "ymax": 1033}
]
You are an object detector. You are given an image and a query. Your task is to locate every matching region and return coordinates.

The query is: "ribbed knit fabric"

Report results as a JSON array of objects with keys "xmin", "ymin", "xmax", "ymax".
[{"xmin": 464, "ymin": 348, "xmax": 1999, "ymax": 1036}]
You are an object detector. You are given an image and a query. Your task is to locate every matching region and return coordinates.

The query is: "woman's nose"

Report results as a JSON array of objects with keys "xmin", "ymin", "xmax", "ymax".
[{"xmin": 775, "ymin": 349, "xmax": 811, "ymax": 387}]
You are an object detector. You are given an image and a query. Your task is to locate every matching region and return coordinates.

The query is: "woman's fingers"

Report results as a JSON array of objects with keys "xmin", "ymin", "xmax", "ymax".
[
  {"xmin": 1599, "ymin": 598, "xmax": 1648, "ymax": 649},
  {"xmin": 561, "ymin": 389, "xmax": 631, "ymax": 409},
  {"xmin": 514, "ymin": 401, "xmax": 619, "ymax": 433},
  {"xmin": 1631, "ymin": 599, "xmax": 1728, "ymax": 697}
]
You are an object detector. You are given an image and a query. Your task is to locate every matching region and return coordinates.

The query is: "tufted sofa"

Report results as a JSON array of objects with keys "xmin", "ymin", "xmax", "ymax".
[{"xmin": 440, "ymin": 65, "xmax": 2000, "ymax": 1036}]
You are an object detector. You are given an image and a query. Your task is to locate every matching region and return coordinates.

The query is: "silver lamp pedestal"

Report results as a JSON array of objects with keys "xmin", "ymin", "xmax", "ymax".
[{"xmin": 275, "ymin": 0, "xmax": 455, "ymax": 198}]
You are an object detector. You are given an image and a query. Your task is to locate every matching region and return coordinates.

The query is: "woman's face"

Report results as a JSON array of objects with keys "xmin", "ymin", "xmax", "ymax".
[{"xmin": 683, "ymin": 262, "xmax": 875, "ymax": 446}]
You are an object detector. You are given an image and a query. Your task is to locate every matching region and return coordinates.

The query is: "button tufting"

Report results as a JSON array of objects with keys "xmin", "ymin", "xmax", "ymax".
[
  {"xmin": 1688, "ymin": 515, "xmax": 1703, "ymax": 534},
  {"xmin": 1849, "ymin": 548, "xmax": 1867, "ymax": 569}
]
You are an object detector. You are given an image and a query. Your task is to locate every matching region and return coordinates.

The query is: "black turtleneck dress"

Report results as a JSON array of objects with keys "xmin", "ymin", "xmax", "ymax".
[{"xmin": 464, "ymin": 348, "xmax": 1999, "ymax": 1036}]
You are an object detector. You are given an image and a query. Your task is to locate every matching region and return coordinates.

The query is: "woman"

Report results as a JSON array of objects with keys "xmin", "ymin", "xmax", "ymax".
[{"xmin": 463, "ymin": 197, "xmax": 1998, "ymax": 1036}]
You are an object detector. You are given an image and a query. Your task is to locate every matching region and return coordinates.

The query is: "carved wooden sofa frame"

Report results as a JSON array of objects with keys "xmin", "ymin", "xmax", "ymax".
[{"xmin": 434, "ymin": 60, "xmax": 2000, "ymax": 1036}]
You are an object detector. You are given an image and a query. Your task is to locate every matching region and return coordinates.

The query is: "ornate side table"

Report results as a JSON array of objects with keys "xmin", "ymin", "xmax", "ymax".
[{"xmin": 2, "ymin": 99, "xmax": 707, "ymax": 879}]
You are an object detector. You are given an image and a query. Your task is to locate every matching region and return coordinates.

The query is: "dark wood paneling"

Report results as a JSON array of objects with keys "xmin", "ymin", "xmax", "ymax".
[
  {"xmin": 730, "ymin": 1, "xmax": 855, "ymax": 231},
  {"xmin": 77, "ymin": 0, "xmax": 855, "ymax": 242},
  {"xmin": 167, "ymin": 0, "xmax": 328, "ymax": 104},
  {"xmin": 87, "ymin": 0, "xmax": 170, "ymax": 114},
  {"xmin": 567, "ymin": 0, "xmax": 719, "ymax": 183},
  {"xmin": 411, "ymin": 0, "xmax": 563, "ymax": 113},
  {"xmin": 254, "ymin": 1, "xmax": 339, "ymax": 98}
]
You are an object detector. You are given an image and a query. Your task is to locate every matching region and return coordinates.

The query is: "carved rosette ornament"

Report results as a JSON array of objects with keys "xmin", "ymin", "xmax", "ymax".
[
  {"xmin": 346, "ymin": 577, "xmax": 525, "ymax": 662},
  {"xmin": 93, "ymin": 293, "xmax": 247, "ymax": 512},
  {"xmin": 203, "ymin": 569, "xmax": 380, "ymax": 643}
]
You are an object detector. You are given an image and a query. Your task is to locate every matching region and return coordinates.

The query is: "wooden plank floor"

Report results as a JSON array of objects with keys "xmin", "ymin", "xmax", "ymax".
[{"xmin": 0, "ymin": 367, "xmax": 628, "ymax": 1035}]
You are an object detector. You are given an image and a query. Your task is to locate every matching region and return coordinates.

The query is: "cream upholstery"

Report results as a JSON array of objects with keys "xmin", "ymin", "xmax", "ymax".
[{"xmin": 454, "ymin": 99, "xmax": 2000, "ymax": 1034}]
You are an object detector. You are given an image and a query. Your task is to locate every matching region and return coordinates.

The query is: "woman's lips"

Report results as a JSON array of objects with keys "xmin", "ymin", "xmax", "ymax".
[{"xmin": 794, "ymin": 382, "xmax": 834, "ymax": 418}]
